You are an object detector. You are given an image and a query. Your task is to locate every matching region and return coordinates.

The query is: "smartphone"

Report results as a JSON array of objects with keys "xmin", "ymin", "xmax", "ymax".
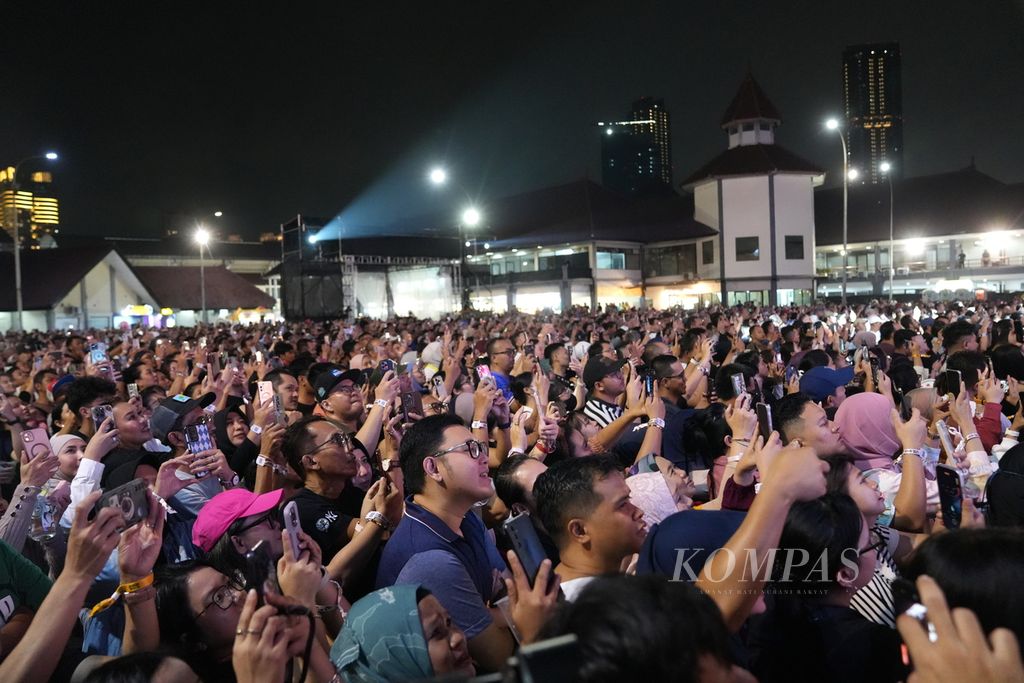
[
  {"xmin": 399, "ymin": 374, "xmax": 424, "ymax": 423},
  {"xmin": 644, "ymin": 372, "xmax": 655, "ymax": 397},
  {"xmin": 282, "ymin": 501, "xmax": 303, "ymax": 560},
  {"xmin": 431, "ymin": 374, "xmax": 449, "ymax": 399},
  {"xmin": 89, "ymin": 342, "xmax": 108, "ymax": 364},
  {"xmin": 524, "ymin": 343, "xmax": 535, "ymax": 358},
  {"xmin": 242, "ymin": 540, "xmax": 279, "ymax": 605},
  {"xmin": 94, "ymin": 478, "xmax": 149, "ymax": 530},
  {"xmin": 731, "ymin": 373, "xmax": 745, "ymax": 397},
  {"xmin": 127, "ymin": 382, "xmax": 140, "ymax": 399},
  {"xmin": 755, "ymin": 402, "xmax": 773, "ymax": 443},
  {"xmin": 209, "ymin": 353, "xmax": 221, "ymax": 378},
  {"xmin": 943, "ymin": 370, "xmax": 962, "ymax": 398},
  {"xmin": 476, "ymin": 363, "xmax": 495, "ymax": 388},
  {"xmin": 90, "ymin": 404, "xmax": 114, "ymax": 431},
  {"xmin": 503, "ymin": 512, "xmax": 550, "ymax": 589},
  {"xmin": 255, "ymin": 350, "xmax": 263, "ymax": 364},
  {"xmin": 934, "ymin": 418, "xmax": 956, "ymax": 463},
  {"xmin": 184, "ymin": 422, "xmax": 216, "ymax": 456},
  {"xmin": 21, "ymin": 427, "xmax": 53, "ymax": 461},
  {"xmin": 936, "ymin": 463, "xmax": 963, "ymax": 529},
  {"xmin": 257, "ymin": 381, "xmax": 275, "ymax": 409},
  {"xmin": 785, "ymin": 365, "xmax": 798, "ymax": 384},
  {"xmin": 379, "ymin": 359, "xmax": 396, "ymax": 375}
]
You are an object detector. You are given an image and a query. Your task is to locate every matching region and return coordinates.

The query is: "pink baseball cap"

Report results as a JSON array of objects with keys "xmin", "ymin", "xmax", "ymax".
[{"xmin": 191, "ymin": 488, "xmax": 285, "ymax": 552}]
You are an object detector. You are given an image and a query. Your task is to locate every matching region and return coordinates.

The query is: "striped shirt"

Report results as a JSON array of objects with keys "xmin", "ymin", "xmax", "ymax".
[
  {"xmin": 584, "ymin": 397, "xmax": 623, "ymax": 429},
  {"xmin": 850, "ymin": 525, "xmax": 899, "ymax": 628}
]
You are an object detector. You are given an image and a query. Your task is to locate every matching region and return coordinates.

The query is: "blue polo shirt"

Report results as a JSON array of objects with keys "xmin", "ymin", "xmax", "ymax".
[{"xmin": 376, "ymin": 498, "xmax": 506, "ymax": 638}]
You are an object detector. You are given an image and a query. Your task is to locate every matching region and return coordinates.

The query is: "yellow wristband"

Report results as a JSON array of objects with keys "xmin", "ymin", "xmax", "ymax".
[{"xmin": 121, "ymin": 573, "xmax": 155, "ymax": 594}]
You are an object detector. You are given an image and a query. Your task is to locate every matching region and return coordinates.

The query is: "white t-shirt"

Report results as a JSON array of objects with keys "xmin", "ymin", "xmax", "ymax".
[{"xmin": 559, "ymin": 576, "xmax": 597, "ymax": 602}]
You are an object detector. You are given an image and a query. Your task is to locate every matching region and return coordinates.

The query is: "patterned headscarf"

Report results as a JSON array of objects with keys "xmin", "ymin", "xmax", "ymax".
[
  {"xmin": 627, "ymin": 472, "xmax": 682, "ymax": 528},
  {"xmin": 330, "ymin": 585, "xmax": 433, "ymax": 683}
]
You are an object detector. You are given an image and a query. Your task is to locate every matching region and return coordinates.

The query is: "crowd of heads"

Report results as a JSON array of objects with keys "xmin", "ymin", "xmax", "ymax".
[{"xmin": 1, "ymin": 296, "xmax": 1023, "ymax": 682}]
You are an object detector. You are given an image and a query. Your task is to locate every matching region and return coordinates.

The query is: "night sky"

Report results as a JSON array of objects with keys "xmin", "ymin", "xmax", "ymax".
[{"xmin": 3, "ymin": 1, "xmax": 1022, "ymax": 240}]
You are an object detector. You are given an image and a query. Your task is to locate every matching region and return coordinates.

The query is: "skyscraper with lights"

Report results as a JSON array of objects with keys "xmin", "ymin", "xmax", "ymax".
[
  {"xmin": 842, "ymin": 42, "xmax": 903, "ymax": 184},
  {"xmin": 599, "ymin": 97, "xmax": 672, "ymax": 195}
]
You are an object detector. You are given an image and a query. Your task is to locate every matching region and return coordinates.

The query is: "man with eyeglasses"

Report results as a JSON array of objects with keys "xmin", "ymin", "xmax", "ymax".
[
  {"xmin": 376, "ymin": 414, "xmax": 530, "ymax": 672},
  {"xmin": 485, "ymin": 338, "xmax": 516, "ymax": 402},
  {"xmin": 313, "ymin": 367, "xmax": 399, "ymax": 471},
  {"xmin": 283, "ymin": 416, "xmax": 402, "ymax": 598}
]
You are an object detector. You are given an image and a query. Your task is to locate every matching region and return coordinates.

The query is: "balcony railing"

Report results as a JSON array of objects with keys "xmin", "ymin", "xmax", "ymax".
[{"xmin": 816, "ymin": 255, "xmax": 1024, "ymax": 280}]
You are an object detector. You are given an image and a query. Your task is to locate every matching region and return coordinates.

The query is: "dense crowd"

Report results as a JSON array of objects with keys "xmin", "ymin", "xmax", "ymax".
[{"xmin": 1, "ymin": 299, "xmax": 1023, "ymax": 682}]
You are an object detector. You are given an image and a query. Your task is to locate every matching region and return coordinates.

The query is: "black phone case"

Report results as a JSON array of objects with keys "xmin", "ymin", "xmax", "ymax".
[
  {"xmin": 503, "ymin": 513, "xmax": 548, "ymax": 587},
  {"xmin": 936, "ymin": 465, "xmax": 963, "ymax": 529}
]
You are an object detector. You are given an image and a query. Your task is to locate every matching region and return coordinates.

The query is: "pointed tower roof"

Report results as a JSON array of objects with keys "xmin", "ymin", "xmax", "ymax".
[{"xmin": 720, "ymin": 72, "xmax": 782, "ymax": 127}]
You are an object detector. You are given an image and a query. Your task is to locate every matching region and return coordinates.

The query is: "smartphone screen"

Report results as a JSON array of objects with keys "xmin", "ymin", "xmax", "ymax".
[
  {"xmin": 731, "ymin": 373, "xmax": 745, "ymax": 397},
  {"xmin": 936, "ymin": 464, "xmax": 963, "ymax": 529},
  {"xmin": 755, "ymin": 402, "xmax": 773, "ymax": 443},
  {"xmin": 379, "ymin": 359, "xmax": 396, "ymax": 375},
  {"xmin": 644, "ymin": 373, "xmax": 655, "ymax": 397},
  {"xmin": 242, "ymin": 540, "xmax": 278, "ymax": 604}
]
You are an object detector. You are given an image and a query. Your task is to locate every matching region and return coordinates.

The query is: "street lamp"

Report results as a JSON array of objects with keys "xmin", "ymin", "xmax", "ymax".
[
  {"xmin": 428, "ymin": 166, "xmax": 447, "ymax": 186},
  {"xmin": 461, "ymin": 207, "xmax": 481, "ymax": 227},
  {"xmin": 7, "ymin": 151, "xmax": 59, "ymax": 331},
  {"xmin": 195, "ymin": 228, "xmax": 210, "ymax": 324},
  {"xmin": 825, "ymin": 118, "xmax": 850, "ymax": 305},
  {"xmin": 879, "ymin": 161, "xmax": 895, "ymax": 299}
]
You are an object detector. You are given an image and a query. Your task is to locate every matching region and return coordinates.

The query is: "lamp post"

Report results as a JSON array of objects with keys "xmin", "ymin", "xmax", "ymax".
[
  {"xmin": 195, "ymin": 228, "xmax": 210, "ymax": 324},
  {"xmin": 825, "ymin": 119, "xmax": 851, "ymax": 306},
  {"xmin": 880, "ymin": 161, "xmax": 894, "ymax": 300},
  {"xmin": 6, "ymin": 152, "xmax": 58, "ymax": 331}
]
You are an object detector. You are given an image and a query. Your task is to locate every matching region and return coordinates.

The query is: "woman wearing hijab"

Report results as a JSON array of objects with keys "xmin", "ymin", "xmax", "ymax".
[
  {"xmin": 834, "ymin": 391, "xmax": 932, "ymax": 532},
  {"xmin": 212, "ymin": 403, "xmax": 261, "ymax": 488},
  {"xmin": 331, "ymin": 584, "xmax": 475, "ymax": 682}
]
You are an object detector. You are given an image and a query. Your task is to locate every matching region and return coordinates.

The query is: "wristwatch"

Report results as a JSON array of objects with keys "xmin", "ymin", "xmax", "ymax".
[
  {"xmin": 219, "ymin": 473, "xmax": 241, "ymax": 488},
  {"xmin": 365, "ymin": 510, "xmax": 393, "ymax": 532}
]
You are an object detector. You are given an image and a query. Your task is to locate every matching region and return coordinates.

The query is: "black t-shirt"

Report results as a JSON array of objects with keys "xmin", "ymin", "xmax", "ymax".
[
  {"xmin": 289, "ymin": 485, "xmax": 364, "ymax": 563},
  {"xmin": 750, "ymin": 600, "xmax": 904, "ymax": 683},
  {"xmin": 296, "ymin": 401, "xmax": 316, "ymax": 417}
]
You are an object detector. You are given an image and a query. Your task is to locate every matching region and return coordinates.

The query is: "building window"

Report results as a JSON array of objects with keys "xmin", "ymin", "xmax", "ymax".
[
  {"xmin": 759, "ymin": 122, "xmax": 770, "ymax": 131},
  {"xmin": 728, "ymin": 126, "xmax": 738, "ymax": 136},
  {"xmin": 596, "ymin": 251, "xmax": 626, "ymax": 270},
  {"xmin": 736, "ymin": 237, "xmax": 759, "ymax": 261},
  {"xmin": 742, "ymin": 123, "xmax": 754, "ymax": 132},
  {"xmin": 785, "ymin": 235, "xmax": 804, "ymax": 260},
  {"xmin": 702, "ymin": 240, "xmax": 714, "ymax": 265}
]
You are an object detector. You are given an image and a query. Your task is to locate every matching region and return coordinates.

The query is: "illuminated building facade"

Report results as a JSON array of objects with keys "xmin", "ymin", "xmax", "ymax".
[
  {"xmin": 599, "ymin": 97, "xmax": 672, "ymax": 195},
  {"xmin": 842, "ymin": 42, "xmax": 903, "ymax": 184},
  {"xmin": 0, "ymin": 166, "xmax": 60, "ymax": 249}
]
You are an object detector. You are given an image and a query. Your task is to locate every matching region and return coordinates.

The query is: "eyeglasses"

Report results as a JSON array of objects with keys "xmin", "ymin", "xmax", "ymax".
[
  {"xmin": 232, "ymin": 509, "xmax": 280, "ymax": 535},
  {"xmin": 859, "ymin": 529, "xmax": 886, "ymax": 557},
  {"xmin": 490, "ymin": 349, "xmax": 516, "ymax": 356},
  {"xmin": 196, "ymin": 579, "xmax": 244, "ymax": 619},
  {"xmin": 308, "ymin": 431, "xmax": 352, "ymax": 455},
  {"xmin": 428, "ymin": 439, "xmax": 487, "ymax": 460},
  {"xmin": 333, "ymin": 384, "xmax": 360, "ymax": 396}
]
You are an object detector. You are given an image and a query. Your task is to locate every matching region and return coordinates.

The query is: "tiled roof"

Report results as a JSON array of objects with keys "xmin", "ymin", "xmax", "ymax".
[
  {"xmin": 681, "ymin": 144, "xmax": 825, "ymax": 187},
  {"xmin": 720, "ymin": 72, "xmax": 782, "ymax": 126},
  {"xmin": 0, "ymin": 246, "xmax": 119, "ymax": 310},
  {"xmin": 133, "ymin": 265, "xmax": 275, "ymax": 310}
]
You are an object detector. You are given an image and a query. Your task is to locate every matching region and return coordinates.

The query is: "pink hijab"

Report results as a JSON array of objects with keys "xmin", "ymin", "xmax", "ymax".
[{"xmin": 834, "ymin": 392, "xmax": 901, "ymax": 471}]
